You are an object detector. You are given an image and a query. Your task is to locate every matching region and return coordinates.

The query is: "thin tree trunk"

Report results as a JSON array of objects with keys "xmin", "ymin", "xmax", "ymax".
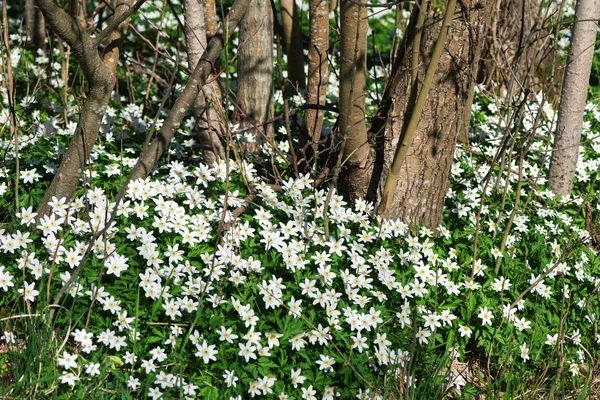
[
  {"xmin": 280, "ymin": 0, "xmax": 306, "ymax": 91},
  {"xmin": 300, "ymin": 0, "xmax": 329, "ymax": 171},
  {"xmin": 339, "ymin": 0, "xmax": 372, "ymax": 202},
  {"xmin": 36, "ymin": 0, "xmax": 134, "ymax": 218},
  {"xmin": 548, "ymin": 0, "xmax": 600, "ymax": 196},
  {"xmin": 184, "ymin": 0, "xmax": 224, "ymax": 166},
  {"xmin": 235, "ymin": 0, "xmax": 274, "ymax": 150},
  {"xmin": 25, "ymin": 0, "xmax": 46, "ymax": 51},
  {"xmin": 367, "ymin": 0, "xmax": 493, "ymax": 228}
]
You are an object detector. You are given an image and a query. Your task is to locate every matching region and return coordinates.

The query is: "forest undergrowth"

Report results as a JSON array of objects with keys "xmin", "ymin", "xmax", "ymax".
[{"xmin": 1, "ymin": 0, "xmax": 600, "ymax": 399}]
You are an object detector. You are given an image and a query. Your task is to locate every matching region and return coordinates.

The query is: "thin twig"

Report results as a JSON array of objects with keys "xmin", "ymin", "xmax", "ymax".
[{"xmin": 93, "ymin": 0, "xmax": 148, "ymax": 45}]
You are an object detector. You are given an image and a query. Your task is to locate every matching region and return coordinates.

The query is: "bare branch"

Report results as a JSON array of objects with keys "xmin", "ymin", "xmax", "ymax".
[
  {"xmin": 93, "ymin": 0, "xmax": 148, "ymax": 46},
  {"xmin": 37, "ymin": 0, "xmax": 108, "ymax": 83},
  {"xmin": 37, "ymin": 0, "xmax": 82, "ymax": 46},
  {"xmin": 300, "ymin": 103, "xmax": 340, "ymax": 113},
  {"xmin": 344, "ymin": 0, "xmax": 407, "ymax": 8}
]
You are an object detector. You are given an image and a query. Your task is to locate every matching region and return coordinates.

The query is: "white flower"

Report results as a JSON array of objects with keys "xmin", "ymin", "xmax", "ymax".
[
  {"xmin": 545, "ymin": 333, "xmax": 558, "ymax": 346},
  {"xmin": 316, "ymin": 354, "xmax": 336, "ymax": 372},
  {"xmin": 58, "ymin": 351, "xmax": 78, "ymax": 370},
  {"xmin": 513, "ymin": 317, "xmax": 531, "ymax": 332},
  {"xmin": 569, "ymin": 362, "xmax": 580, "ymax": 376},
  {"xmin": 478, "ymin": 306, "xmax": 493, "ymax": 326},
  {"xmin": 351, "ymin": 333, "xmax": 368, "ymax": 353},
  {"xmin": 491, "ymin": 277, "xmax": 511, "ymax": 292},
  {"xmin": 416, "ymin": 328, "xmax": 431, "ymax": 344},
  {"xmin": 18, "ymin": 281, "xmax": 39, "ymax": 302},
  {"xmin": 148, "ymin": 387, "xmax": 162, "ymax": 399},
  {"xmin": 301, "ymin": 385, "xmax": 317, "ymax": 400},
  {"xmin": 20, "ymin": 169, "xmax": 42, "ymax": 183},
  {"xmin": 290, "ymin": 368, "xmax": 306, "ymax": 388},
  {"xmin": 195, "ymin": 340, "xmax": 218, "ymax": 364},
  {"xmin": 0, "ymin": 267, "xmax": 15, "ymax": 291},
  {"xmin": 58, "ymin": 372, "xmax": 79, "ymax": 386},
  {"xmin": 519, "ymin": 343, "xmax": 530, "ymax": 361},
  {"xmin": 423, "ymin": 313, "xmax": 441, "ymax": 329},
  {"xmin": 85, "ymin": 363, "xmax": 101, "ymax": 376},
  {"xmin": 223, "ymin": 370, "xmax": 238, "ymax": 387},
  {"xmin": 128, "ymin": 376, "xmax": 140, "ymax": 391},
  {"xmin": 458, "ymin": 325, "xmax": 472, "ymax": 338},
  {"xmin": 238, "ymin": 342, "xmax": 257, "ymax": 362}
]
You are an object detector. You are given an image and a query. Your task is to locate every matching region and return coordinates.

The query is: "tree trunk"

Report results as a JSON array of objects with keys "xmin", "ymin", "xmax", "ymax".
[
  {"xmin": 548, "ymin": 0, "xmax": 600, "ymax": 196},
  {"xmin": 280, "ymin": 0, "xmax": 306, "ymax": 91},
  {"xmin": 339, "ymin": 0, "xmax": 372, "ymax": 202},
  {"xmin": 36, "ymin": 0, "xmax": 133, "ymax": 218},
  {"xmin": 184, "ymin": 0, "xmax": 225, "ymax": 166},
  {"xmin": 476, "ymin": 0, "xmax": 561, "ymax": 109},
  {"xmin": 366, "ymin": 0, "xmax": 492, "ymax": 228},
  {"xmin": 235, "ymin": 0, "xmax": 274, "ymax": 149},
  {"xmin": 300, "ymin": 0, "xmax": 329, "ymax": 171},
  {"xmin": 204, "ymin": 0, "xmax": 227, "ymax": 160},
  {"xmin": 25, "ymin": 0, "xmax": 46, "ymax": 51}
]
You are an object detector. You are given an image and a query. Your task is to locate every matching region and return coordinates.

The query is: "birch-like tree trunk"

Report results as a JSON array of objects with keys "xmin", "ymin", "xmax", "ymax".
[
  {"xmin": 548, "ymin": 0, "xmax": 600, "ymax": 196},
  {"xmin": 184, "ymin": 0, "xmax": 225, "ymax": 166},
  {"xmin": 235, "ymin": 0, "xmax": 274, "ymax": 149}
]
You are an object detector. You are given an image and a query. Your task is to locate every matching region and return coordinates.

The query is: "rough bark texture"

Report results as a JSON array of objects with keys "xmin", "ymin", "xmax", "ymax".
[
  {"xmin": 548, "ymin": 0, "xmax": 600, "ymax": 196},
  {"xmin": 36, "ymin": 0, "xmax": 133, "ymax": 218},
  {"xmin": 480, "ymin": 0, "xmax": 561, "ymax": 106},
  {"xmin": 367, "ymin": 0, "xmax": 493, "ymax": 228},
  {"xmin": 184, "ymin": 0, "xmax": 225, "ymax": 166},
  {"xmin": 25, "ymin": 0, "xmax": 46, "ymax": 51},
  {"xmin": 235, "ymin": 0, "xmax": 274, "ymax": 148},
  {"xmin": 125, "ymin": 0, "xmax": 251, "ymax": 183},
  {"xmin": 339, "ymin": 0, "xmax": 372, "ymax": 202},
  {"xmin": 280, "ymin": 0, "xmax": 306, "ymax": 91},
  {"xmin": 300, "ymin": 0, "xmax": 329, "ymax": 171}
]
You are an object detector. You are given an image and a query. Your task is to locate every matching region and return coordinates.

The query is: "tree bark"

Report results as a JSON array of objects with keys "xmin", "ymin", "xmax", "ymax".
[
  {"xmin": 548, "ymin": 0, "xmax": 600, "ymax": 196},
  {"xmin": 339, "ymin": 0, "xmax": 372, "ymax": 202},
  {"xmin": 280, "ymin": 0, "xmax": 306, "ymax": 91},
  {"xmin": 367, "ymin": 0, "xmax": 493, "ymax": 228},
  {"xmin": 477, "ymin": 0, "xmax": 561, "ymax": 108},
  {"xmin": 235, "ymin": 0, "xmax": 274, "ymax": 149},
  {"xmin": 300, "ymin": 0, "xmax": 330, "ymax": 171},
  {"xmin": 25, "ymin": 0, "xmax": 46, "ymax": 51},
  {"xmin": 36, "ymin": 0, "xmax": 134, "ymax": 218},
  {"xmin": 205, "ymin": 0, "xmax": 219, "ymax": 39},
  {"xmin": 184, "ymin": 0, "xmax": 225, "ymax": 166}
]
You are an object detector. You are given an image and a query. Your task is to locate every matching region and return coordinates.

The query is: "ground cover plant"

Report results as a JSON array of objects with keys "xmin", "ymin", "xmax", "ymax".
[{"xmin": 1, "ymin": 0, "xmax": 600, "ymax": 399}]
